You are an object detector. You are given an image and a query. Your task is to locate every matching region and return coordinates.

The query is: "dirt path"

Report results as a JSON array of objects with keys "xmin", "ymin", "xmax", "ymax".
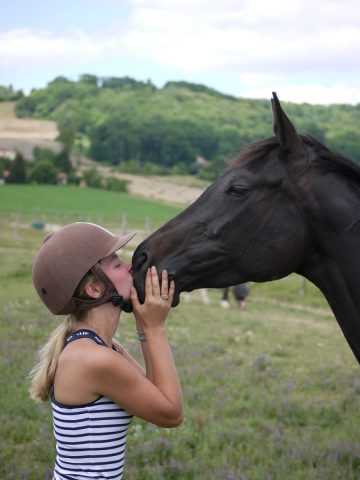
[{"xmin": 94, "ymin": 165, "xmax": 206, "ymax": 206}]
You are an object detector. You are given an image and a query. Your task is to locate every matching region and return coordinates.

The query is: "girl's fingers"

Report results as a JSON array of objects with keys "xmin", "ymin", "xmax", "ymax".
[
  {"xmin": 160, "ymin": 269, "xmax": 168, "ymax": 297},
  {"xmin": 130, "ymin": 286, "xmax": 140, "ymax": 308},
  {"xmin": 151, "ymin": 266, "xmax": 160, "ymax": 296},
  {"xmin": 168, "ymin": 280, "xmax": 175, "ymax": 303},
  {"xmin": 144, "ymin": 267, "xmax": 152, "ymax": 296}
]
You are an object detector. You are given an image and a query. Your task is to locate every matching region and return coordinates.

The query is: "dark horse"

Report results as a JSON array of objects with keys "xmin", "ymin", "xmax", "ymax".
[{"xmin": 132, "ymin": 93, "xmax": 360, "ymax": 363}]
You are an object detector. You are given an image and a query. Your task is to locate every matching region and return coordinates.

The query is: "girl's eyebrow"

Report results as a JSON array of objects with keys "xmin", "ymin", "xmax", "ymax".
[{"xmin": 112, "ymin": 254, "xmax": 121, "ymax": 264}]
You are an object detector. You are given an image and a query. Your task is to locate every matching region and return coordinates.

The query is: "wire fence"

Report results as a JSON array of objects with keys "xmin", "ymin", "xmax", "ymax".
[{"xmin": 0, "ymin": 210, "xmax": 154, "ymax": 243}]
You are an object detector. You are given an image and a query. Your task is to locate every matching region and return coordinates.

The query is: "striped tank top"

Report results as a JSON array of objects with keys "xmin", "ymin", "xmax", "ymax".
[{"xmin": 51, "ymin": 329, "xmax": 133, "ymax": 480}]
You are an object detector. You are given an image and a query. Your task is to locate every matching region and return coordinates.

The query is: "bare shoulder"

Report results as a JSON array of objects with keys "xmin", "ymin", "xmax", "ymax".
[
  {"xmin": 55, "ymin": 339, "xmax": 123, "ymax": 405},
  {"xmin": 60, "ymin": 338, "xmax": 121, "ymax": 366}
]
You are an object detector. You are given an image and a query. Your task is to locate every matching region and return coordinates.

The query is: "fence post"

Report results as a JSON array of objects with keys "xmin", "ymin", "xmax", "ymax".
[
  {"xmin": 122, "ymin": 213, "xmax": 128, "ymax": 234},
  {"xmin": 144, "ymin": 217, "xmax": 151, "ymax": 239}
]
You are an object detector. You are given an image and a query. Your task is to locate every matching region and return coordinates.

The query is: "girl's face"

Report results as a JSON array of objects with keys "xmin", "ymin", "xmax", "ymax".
[{"xmin": 99, "ymin": 253, "xmax": 133, "ymax": 301}]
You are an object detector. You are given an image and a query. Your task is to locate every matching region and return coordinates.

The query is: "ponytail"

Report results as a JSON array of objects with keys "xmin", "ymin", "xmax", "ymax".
[
  {"xmin": 29, "ymin": 270, "xmax": 99, "ymax": 402},
  {"xmin": 29, "ymin": 316, "xmax": 76, "ymax": 402}
]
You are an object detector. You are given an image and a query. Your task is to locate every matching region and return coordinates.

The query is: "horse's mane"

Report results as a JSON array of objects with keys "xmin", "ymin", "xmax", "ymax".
[
  {"xmin": 305, "ymin": 135, "xmax": 360, "ymax": 184},
  {"xmin": 230, "ymin": 135, "xmax": 360, "ymax": 185}
]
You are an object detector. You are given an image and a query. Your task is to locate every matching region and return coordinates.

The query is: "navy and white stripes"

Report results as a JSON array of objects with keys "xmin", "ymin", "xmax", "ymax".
[
  {"xmin": 52, "ymin": 392, "xmax": 132, "ymax": 479},
  {"xmin": 52, "ymin": 329, "xmax": 132, "ymax": 480}
]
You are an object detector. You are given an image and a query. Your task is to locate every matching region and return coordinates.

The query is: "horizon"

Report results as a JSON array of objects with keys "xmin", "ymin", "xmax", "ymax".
[{"xmin": 4, "ymin": 73, "xmax": 359, "ymax": 108}]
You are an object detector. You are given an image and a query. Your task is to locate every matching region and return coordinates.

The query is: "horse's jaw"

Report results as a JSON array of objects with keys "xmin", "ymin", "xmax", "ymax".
[{"xmin": 132, "ymin": 240, "xmax": 242, "ymax": 306}]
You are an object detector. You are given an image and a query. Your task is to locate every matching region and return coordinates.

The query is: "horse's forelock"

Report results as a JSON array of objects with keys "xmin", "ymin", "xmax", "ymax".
[{"xmin": 230, "ymin": 137, "xmax": 279, "ymax": 170}]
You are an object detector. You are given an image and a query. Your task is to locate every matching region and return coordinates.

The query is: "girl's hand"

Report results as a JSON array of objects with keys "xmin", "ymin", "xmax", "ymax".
[{"xmin": 130, "ymin": 266, "xmax": 175, "ymax": 330}]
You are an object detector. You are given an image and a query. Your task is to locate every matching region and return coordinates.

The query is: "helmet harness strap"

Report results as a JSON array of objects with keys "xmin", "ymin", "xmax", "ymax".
[{"xmin": 69, "ymin": 263, "xmax": 133, "ymax": 314}]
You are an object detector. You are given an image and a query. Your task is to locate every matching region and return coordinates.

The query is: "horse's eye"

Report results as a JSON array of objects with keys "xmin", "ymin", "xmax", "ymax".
[{"xmin": 226, "ymin": 185, "xmax": 249, "ymax": 196}]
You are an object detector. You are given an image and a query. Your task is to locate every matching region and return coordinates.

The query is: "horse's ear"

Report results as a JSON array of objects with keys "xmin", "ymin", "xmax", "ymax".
[{"xmin": 271, "ymin": 92, "xmax": 306, "ymax": 157}]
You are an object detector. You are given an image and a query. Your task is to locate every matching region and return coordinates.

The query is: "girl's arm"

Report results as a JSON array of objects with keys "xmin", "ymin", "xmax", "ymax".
[
  {"xmin": 112, "ymin": 338, "xmax": 146, "ymax": 376},
  {"xmin": 91, "ymin": 267, "xmax": 183, "ymax": 427}
]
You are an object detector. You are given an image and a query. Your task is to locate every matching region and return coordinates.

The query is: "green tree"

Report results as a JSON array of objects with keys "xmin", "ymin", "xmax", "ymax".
[
  {"xmin": 90, "ymin": 118, "xmax": 140, "ymax": 164},
  {"xmin": 7, "ymin": 152, "xmax": 27, "ymax": 183},
  {"xmin": 30, "ymin": 160, "xmax": 57, "ymax": 184},
  {"xmin": 79, "ymin": 74, "xmax": 98, "ymax": 86},
  {"xmin": 0, "ymin": 85, "xmax": 24, "ymax": 101},
  {"xmin": 105, "ymin": 177, "xmax": 128, "ymax": 192},
  {"xmin": 198, "ymin": 155, "xmax": 228, "ymax": 181},
  {"xmin": 57, "ymin": 124, "xmax": 75, "ymax": 152},
  {"xmin": 33, "ymin": 147, "xmax": 56, "ymax": 163},
  {"xmin": 54, "ymin": 149, "xmax": 73, "ymax": 173},
  {"xmin": 82, "ymin": 168, "xmax": 103, "ymax": 188}
]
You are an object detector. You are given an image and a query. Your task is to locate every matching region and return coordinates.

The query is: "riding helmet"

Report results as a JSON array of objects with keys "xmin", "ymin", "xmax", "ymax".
[{"xmin": 32, "ymin": 222, "xmax": 136, "ymax": 314}]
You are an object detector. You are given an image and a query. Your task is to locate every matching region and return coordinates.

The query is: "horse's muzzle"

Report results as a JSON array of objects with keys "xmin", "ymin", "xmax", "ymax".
[{"xmin": 132, "ymin": 248, "xmax": 181, "ymax": 307}]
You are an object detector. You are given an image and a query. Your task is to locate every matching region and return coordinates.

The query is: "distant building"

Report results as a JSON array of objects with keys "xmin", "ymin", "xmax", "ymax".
[
  {"xmin": 57, "ymin": 171, "xmax": 68, "ymax": 185},
  {"xmin": 196, "ymin": 155, "xmax": 210, "ymax": 167},
  {"xmin": 1, "ymin": 169, "xmax": 10, "ymax": 185},
  {"xmin": 0, "ymin": 147, "xmax": 16, "ymax": 160}
]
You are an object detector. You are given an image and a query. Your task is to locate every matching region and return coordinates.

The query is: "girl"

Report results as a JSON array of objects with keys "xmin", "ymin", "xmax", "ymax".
[{"xmin": 29, "ymin": 222, "xmax": 183, "ymax": 480}]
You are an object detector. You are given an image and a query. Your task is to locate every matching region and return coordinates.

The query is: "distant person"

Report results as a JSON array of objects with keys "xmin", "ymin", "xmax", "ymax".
[
  {"xmin": 29, "ymin": 222, "xmax": 183, "ymax": 480},
  {"xmin": 220, "ymin": 283, "xmax": 250, "ymax": 310}
]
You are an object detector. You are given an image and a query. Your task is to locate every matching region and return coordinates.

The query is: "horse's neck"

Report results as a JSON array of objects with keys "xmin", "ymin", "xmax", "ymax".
[{"xmin": 302, "ymin": 234, "xmax": 360, "ymax": 363}]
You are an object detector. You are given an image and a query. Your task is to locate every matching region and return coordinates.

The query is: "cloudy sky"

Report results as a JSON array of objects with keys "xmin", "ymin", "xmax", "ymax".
[{"xmin": 1, "ymin": 0, "xmax": 359, "ymax": 105}]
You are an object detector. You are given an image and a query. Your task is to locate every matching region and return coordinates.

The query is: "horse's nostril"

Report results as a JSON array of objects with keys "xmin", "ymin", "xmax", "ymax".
[{"xmin": 134, "ymin": 251, "xmax": 150, "ymax": 271}]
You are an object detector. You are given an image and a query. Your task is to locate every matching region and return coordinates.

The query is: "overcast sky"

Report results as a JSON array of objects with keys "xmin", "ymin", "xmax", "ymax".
[{"xmin": 1, "ymin": 0, "xmax": 359, "ymax": 105}]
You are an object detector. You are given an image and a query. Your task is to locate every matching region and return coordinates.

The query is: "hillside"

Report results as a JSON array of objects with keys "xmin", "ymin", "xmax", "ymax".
[
  {"xmin": 13, "ymin": 75, "xmax": 360, "ymax": 170},
  {"xmin": 2, "ymin": 75, "xmax": 359, "ymax": 204},
  {"xmin": 0, "ymin": 102, "xmax": 61, "ymax": 159},
  {"xmin": 0, "ymin": 101, "xmax": 206, "ymax": 206}
]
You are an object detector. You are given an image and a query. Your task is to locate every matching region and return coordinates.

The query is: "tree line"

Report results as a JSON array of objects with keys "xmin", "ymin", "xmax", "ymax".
[
  {"xmin": 10, "ymin": 75, "xmax": 360, "ymax": 180},
  {"xmin": 0, "ymin": 147, "xmax": 127, "ymax": 192}
]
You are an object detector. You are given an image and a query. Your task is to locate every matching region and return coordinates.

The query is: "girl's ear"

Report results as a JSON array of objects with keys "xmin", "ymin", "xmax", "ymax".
[{"xmin": 84, "ymin": 280, "xmax": 105, "ymax": 299}]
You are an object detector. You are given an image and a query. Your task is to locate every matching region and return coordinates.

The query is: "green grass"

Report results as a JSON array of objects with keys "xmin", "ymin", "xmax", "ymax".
[
  {"xmin": 0, "ymin": 184, "xmax": 181, "ymax": 230},
  {"xmin": 0, "ymin": 201, "xmax": 359, "ymax": 479}
]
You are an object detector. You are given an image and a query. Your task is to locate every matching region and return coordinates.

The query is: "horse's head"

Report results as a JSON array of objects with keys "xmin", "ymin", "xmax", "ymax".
[{"xmin": 132, "ymin": 93, "xmax": 314, "ymax": 305}]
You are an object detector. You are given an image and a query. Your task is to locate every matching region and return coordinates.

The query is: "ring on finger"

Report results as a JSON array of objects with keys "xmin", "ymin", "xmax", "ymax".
[{"xmin": 161, "ymin": 294, "xmax": 169, "ymax": 300}]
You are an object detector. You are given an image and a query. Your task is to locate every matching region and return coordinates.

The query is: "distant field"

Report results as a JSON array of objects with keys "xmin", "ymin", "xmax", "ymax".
[
  {"xmin": 0, "ymin": 184, "xmax": 181, "ymax": 230},
  {"xmin": 0, "ymin": 101, "xmax": 58, "ymax": 140}
]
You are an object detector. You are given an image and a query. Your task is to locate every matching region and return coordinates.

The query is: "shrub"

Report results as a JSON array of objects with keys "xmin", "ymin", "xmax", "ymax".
[
  {"xmin": 82, "ymin": 168, "xmax": 102, "ymax": 188},
  {"xmin": 104, "ymin": 177, "xmax": 128, "ymax": 192},
  {"xmin": 29, "ymin": 160, "xmax": 57, "ymax": 184}
]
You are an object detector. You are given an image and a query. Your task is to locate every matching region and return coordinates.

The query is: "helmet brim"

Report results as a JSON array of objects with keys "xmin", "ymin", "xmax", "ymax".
[{"xmin": 104, "ymin": 231, "xmax": 137, "ymax": 257}]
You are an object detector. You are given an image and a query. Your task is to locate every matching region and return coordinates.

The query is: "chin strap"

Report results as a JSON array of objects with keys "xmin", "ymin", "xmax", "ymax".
[
  {"xmin": 111, "ymin": 294, "xmax": 133, "ymax": 313},
  {"xmin": 66, "ymin": 263, "xmax": 134, "ymax": 314}
]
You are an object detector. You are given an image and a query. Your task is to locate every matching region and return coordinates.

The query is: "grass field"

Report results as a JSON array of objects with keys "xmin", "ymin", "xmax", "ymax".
[
  {"xmin": 0, "ymin": 184, "xmax": 181, "ymax": 232},
  {"xmin": 0, "ymin": 186, "xmax": 359, "ymax": 479}
]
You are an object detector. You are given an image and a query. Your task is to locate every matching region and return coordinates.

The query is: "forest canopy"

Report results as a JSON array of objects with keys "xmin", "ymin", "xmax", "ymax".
[{"xmin": 13, "ymin": 75, "xmax": 360, "ymax": 177}]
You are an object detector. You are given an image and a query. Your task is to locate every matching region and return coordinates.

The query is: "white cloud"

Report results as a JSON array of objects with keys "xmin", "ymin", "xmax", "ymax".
[
  {"xmin": 0, "ymin": 29, "xmax": 109, "ymax": 66},
  {"xmin": 1, "ymin": 0, "xmax": 360, "ymax": 103},
  {"xmin": 239, "ymin": 76, "xmax": 360, "ymax": 105}
]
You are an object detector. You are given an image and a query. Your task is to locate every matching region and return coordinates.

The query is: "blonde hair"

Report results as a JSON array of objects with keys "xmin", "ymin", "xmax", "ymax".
[
  {"xmin": 29, "ymin": 270, "xmax": 98, "ymax": 402},
  {"xmin": 29, "ymin": 317, "xmax": 76, "ymax": 402}
]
